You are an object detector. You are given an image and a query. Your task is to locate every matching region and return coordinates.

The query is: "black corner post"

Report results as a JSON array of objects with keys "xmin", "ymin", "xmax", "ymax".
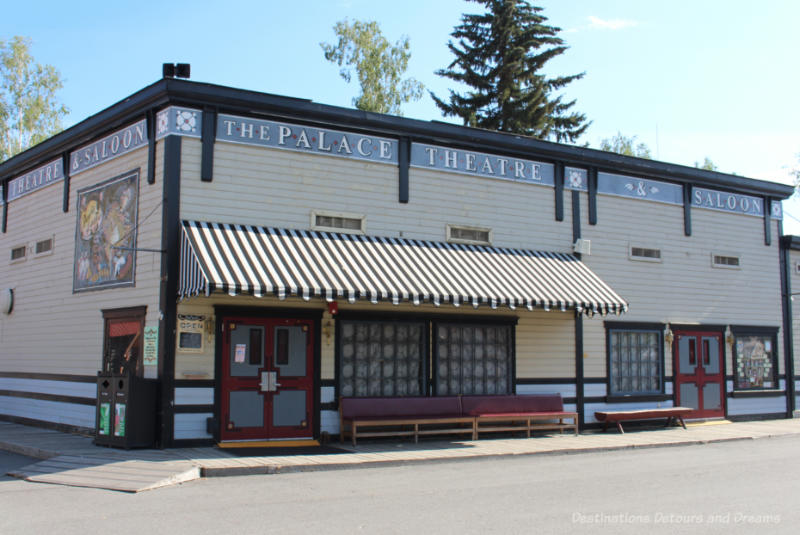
[
  {"xmin": 764, "ymin": 196, "xmax": 772, "ymax": 246},
  {"xmin": 62, "ymin": 152, "xmax": 71, "ymax": 213},
  {"xmin": 158, "ymin": 134, "xmax": 181, "ymax": 448},
  {"xmin": 146, "ymin": 110, "xmax": 157, "ymax": 185},
  {"xmin": 575, "ymin": 309, "xmax": 585, "ymax": 429},
  {"xmin": 779, "ymin": 233, "xmax": 796, "ymax": 417},
  {"xmin": 554, "ymin": 161, "xmax": 564, "ymax": 222},
  {"xmin": 683, "ymin": 184, "xmax": 692, "ymax": 236},
  {"xmin": 588, "ymin": 167, "xmax": 598, "ymax": 226},
  {"xmin": 398, "ymin": 136, "xmax": 410, "ymax": 203},
  {"xmin": 571, "ymin": 187, "xmax": 585, "ymax": 428},
  {"xmin": 201, "ymin": 107, "xmax": 217, "ymax": 182},
  {"xmin": 1, "ymin": 179, "xmax": 7, "ymax": 233}
]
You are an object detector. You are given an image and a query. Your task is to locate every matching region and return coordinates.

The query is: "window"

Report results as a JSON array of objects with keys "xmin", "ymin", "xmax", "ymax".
[
  {"xmin": 311, "ymin": 211, "xmax": 365, "ymax": 234},
  {"xmin": 712, "ymin": 253, "xmax": 740, "ymax": 269},
  {"xmin": 10, "ymin": 245, "xmax": 26, "ymax": 262},
  {"xmin": 338, "ymin": 320, "xmax": 425, "ymax": 397},
  {"xmin": 607, "ymin": 326, "xmax": 663, "ymax": 395},
  {"xmin": 629, "ymin": 245, "xmax": 661, "ymax": 262},
  {"xmin": 435, "ymin": 323, "xmax": 512, "ymax": 395},
  {"xmin": 447, "ymin": 224, "xmax": 492, "ymax": 245},
  {"xmin": 102, "ymin": 306, "xmax": 146, "ymax": 377},
  {"xmin": 34, "ymin": 237, "xmax": 54, "ymax": 257},
  {"xmin": 337, "ymin": 317, "xmax": 515, "ymax": 398},
  {"xmin": 732, "ymin": 328, "xmax": 779, "ymax": 390}
]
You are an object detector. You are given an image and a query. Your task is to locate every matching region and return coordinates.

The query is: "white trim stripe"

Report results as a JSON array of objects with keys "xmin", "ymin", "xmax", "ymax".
[{"xmin": 179, "ymin": 221, "xmax": 628, "ymax": 315}]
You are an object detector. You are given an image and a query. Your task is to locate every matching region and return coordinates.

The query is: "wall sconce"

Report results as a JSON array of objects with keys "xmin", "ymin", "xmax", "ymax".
[
  {"xmin": 664, "ymin": 324, "xmax": 674, "ymax": 350},
  {"xmin": 725, "ymin": 325, "xmax": 734, "ymax": 346},
  {"xmin": 1, "ymin": 288, "xmax": 13, "ymax": 315}
]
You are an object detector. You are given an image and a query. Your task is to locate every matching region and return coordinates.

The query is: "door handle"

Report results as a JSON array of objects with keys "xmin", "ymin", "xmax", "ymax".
[
  {"xmin": 259, "ymin": 371, "xmax": 269, "ymax": 392},
  {"xmin": 261, "ymin": 371, "xmax": 281, "ymax": 392}
]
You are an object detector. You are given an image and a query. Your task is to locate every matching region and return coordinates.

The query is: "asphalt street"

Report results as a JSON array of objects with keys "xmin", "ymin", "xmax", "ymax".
[{"xmin": 1, "ymin": 435, "xmax": 798, "ymax": 534}]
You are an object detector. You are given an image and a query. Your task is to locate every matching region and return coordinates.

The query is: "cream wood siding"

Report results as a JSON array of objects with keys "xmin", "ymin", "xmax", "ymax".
[
  {"xmin": 515, "ymin": 310, "xmax": 574, "ymax": 378},
  {"xmin": 790, "ymin": 249, "xmax": 800, "ymax": 376},
  {"xmin": 176, "ymin": 294, "xmax": 577, "ymax": 381},
  {"xmin": 581, "ymin": 193, "xmax": 784, "ymax": 384},
  {"xmin": 0, "ymin": 144, "xmax": 163, "ymax": 377},
  {"xmin": 179, "ymin": 141, "xmax": 573, "ymax": 250}
]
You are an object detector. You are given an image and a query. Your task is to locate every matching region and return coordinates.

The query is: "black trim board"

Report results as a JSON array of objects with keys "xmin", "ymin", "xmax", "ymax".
[
  {"xmin": 157, "ymin": 134, "xmax": 181, "ymax": 448},
  {"xmin": 554, "ymin": 161, "xmax": 564, "ymax": 221},
  {"xmin": 575, "ymin": 309, "xmax": 585, "ymax": 428},
  {"xmin": 0, "ymin": 390, "xmax": 95, "ymax": 406},
  {"xmin": 174, "ymin": 379, "xmax": 215, "ymax": 388},
  {"xmin": 683, "ymin": 184, "xmax": 692, "ymax": 236},
  {"xmin": 780, "ymin": 232, "xmax": 797, "ymax": 416},
  {"xmin": 398, "ymin": 136, "xmax": 410, "ymax": 203},
  {"xmin": 173, "ymin": 404, "xmax": 215, "ymax": 413},
  {"xmin": 201, "ymin": 106, "xmax": 217, "ymax": 181},
  {"xmin": 61, "ymin": 152, "xmax": 71, "ymax": 212},
  {"xmin": 0, "ymin": 414, "xmax": 93, "ymax": 437},
  {"xmin": 0, "ymin": 372, "xmax": 96, "ymax": 383}
]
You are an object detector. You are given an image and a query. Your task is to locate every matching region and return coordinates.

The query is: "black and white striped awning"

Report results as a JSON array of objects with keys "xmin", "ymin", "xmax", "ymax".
[{"xmin": 179, "ymin": 220, "xmax": 628, "ymax": 315}]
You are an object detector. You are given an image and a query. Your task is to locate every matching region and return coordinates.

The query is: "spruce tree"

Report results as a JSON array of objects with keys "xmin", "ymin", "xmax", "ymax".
[{"xmin": 432, "ymin": 0, "xmax": 588, "ymax": 143}]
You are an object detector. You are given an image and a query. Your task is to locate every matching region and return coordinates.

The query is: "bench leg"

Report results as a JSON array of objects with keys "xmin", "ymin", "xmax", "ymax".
[
  {"xmin": 678, "ymin": 416, "xmax": 687, "ymax": 430},
  {"xmin": 616, "ymin": 421, "xmax": 625, "ymax": 434},
  {"xmin": 664, "ymin": 416, "xmax": 673, "ymax": 428},
  {"xmin": 352, "ymin": 423, "xmax": 357, "ymax": 447},
  {"xmin": 602, "ymin": 421, "xmax": 609, "ymax": 433},
  {"xmin": 414, "ymin": 423, "xmax": 419, "ymax": 443},
  {"xmin": 472, "ymin": 419, "xmax": 478, "ymax": 441}
]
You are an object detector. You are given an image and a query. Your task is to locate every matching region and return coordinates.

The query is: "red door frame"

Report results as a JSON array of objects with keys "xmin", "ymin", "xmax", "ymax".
[
  {"xmin": 673, "ymin": 329, "xmax": 726, "ymax": 419},
  {"xmin": 220, "ymin": 316, "xmax": 315, "ymax": 442}
]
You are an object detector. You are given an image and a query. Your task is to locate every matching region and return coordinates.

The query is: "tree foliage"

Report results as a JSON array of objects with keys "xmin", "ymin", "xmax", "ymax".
[
  {"xmin": 1, "ymin": 36, "xmax": 68, "ymax": 162},
  {"xmin": 321, "ymin": 19, "xmax": 423, "ymax": 115},
  {"xmin": 694, "ymin": 157, "xmax": 718, "ymax": 171},
  {"xmin": 432, "ymin": 0, "xmax": 588, "ymax": 142},
  {"xmin": 600, "ymin": 132, "xmax": 652, "ymax": 159}
]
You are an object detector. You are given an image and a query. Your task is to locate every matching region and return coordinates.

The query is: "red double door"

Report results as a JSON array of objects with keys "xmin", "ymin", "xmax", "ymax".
[
  {"xmin": 220, "ymin": 317, "xmax": 315, "ymax": 442},
  {"xmin": 674, "ymin": 330, "xmax": 725, "ymax": 419}
]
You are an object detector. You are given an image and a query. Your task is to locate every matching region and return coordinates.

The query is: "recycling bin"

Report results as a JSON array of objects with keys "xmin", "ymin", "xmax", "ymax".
[{"xmin": 95, "ymin": 372, "xmax": 158, "ymax": 448}]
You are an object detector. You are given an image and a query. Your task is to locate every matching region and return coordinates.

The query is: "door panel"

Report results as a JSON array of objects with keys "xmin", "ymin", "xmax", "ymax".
[
  {"xmin": 220, "ymin": 317, "xmax": 315, "ymax": 442},
  {"xmin": 674, "ymin": 330, "xmax": 724, "ymax": 418}
]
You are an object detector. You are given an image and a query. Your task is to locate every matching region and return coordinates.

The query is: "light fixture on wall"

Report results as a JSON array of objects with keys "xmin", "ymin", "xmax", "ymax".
[
  {"xmin": 664, "ymin": 323, "xmax": 674, "ymax": 350},
  {"xmin": 725, "ymin": 325, "xmax": 734, "ymax": 346},
  {"xmin": 1, "ymin": 288, "xmax": 13, "ymax": 315}
]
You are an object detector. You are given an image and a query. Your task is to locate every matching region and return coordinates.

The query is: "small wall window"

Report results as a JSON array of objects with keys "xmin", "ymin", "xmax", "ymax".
[
  {"xmin": 629, "ymin": 245, "xmax": 662, "ymax": 263},
  {"xmin": 712, "ymin": 253, "xmax": 740, "ymax": 269},
  {"xmin": 446, "ymin": 225, "xmax": 492, "ymax": 246},
  {"xmin": 10, "ymin": 245, "xmax": 27, "ymax": 263},
  {"xmin": 34, "ymin": 237, "xmax": 54, "ymax": 257},
  {"xmin": 606, "ymin": 325, "xmax": 663, "ymax": 396},
  {"xmin": 311, "ymin": 211, "xmax": 365, "ymax": 234},
  {"xmin": 732, "ymin": 327, "xmax": 779, "ymax": 391}
]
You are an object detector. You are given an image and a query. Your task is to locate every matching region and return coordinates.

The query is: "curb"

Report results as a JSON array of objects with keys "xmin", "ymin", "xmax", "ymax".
[{"xmin": 198, "ymin": 434, "xmax": 765, "ymax": 478}]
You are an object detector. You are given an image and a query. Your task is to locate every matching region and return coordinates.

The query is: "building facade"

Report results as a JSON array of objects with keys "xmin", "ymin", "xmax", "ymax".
[{"xmin": 0, "ymin": 77, "xmax": 795, "ymax": 447}]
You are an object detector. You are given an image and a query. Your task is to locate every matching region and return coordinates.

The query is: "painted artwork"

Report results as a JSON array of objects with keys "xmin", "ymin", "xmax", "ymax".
[
  {"xmin": 73, "ymin": 171, "xmax": 139, "ymax": 292},
  {"xmin": 734, "ymin": 335, "xmax": 776, "ymax": 389}
]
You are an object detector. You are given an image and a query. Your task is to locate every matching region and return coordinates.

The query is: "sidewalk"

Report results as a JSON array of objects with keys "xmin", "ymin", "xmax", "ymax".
[{"xmin": 3, "ymin": 418, "xmax": 800, "ymax": 492}]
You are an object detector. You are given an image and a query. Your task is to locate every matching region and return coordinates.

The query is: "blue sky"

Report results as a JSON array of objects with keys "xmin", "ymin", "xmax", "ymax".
[{"xmin": 4, "ymin": 0, "xmax": 800, "ymax": 230}]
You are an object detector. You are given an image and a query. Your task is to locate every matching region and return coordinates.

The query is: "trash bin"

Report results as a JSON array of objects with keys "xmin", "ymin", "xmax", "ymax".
[{"xmin": 95, "ymin": 372, "xmax": 158, "ymax": 448}]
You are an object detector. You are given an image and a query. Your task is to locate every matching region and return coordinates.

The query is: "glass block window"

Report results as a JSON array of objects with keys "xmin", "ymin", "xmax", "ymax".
[
  {"xmin": 338, "ymin": 320, "xmax": 425, "ymax": 397},
  {"xmin": 733, "ymin": 331, "xmax": 778, "ymax": 390},
  {"xmin": 435, "ymin": 323, "xmax": 512, "ymax": 395},
  {"xmin": 608, "ymin": 329, "xmax": 662, "ymax": 395}
]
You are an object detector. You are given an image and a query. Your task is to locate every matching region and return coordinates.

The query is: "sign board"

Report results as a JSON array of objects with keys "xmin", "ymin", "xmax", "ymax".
[{"xmin": 143, "ymin": 325, "xmax": 159, "ymax": 366}]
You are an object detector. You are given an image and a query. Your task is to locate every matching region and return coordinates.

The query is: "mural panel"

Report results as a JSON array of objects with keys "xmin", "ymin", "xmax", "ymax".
[{"xmin": 73, "ymin": 170, "xmax": 139, "ymax": 292}]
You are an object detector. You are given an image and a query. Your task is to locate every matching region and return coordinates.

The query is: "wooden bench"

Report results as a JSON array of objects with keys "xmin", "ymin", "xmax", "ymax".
[
  {"xmin": 463, "ymin": 394, "xmax": 578, "ymax": 438},
  {"xmin": 339, "ymin": 396, "xmax": 474, "ymax": 446},
  {"xmin": 339, "ymin": 394, "xmax": 578, "ymax": 446},
  {"xmin": 594, "ymin": 407, "xmax": 693, "ymax": 434}
]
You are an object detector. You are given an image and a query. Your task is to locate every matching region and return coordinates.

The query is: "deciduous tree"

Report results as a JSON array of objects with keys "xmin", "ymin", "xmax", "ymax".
[
  {"xmin": 432, "ymin": 0, "xmax": 588, "ymax": 142},
  {"xmin": 600, "ymin": 132, "xmax": 652, "ymax": 159},
  {"xmin": 1, "ymin": 36, "xmax": 68, "ymax": 161},
  {"xmin": 321, "ymin": 19, "xmax": 423, "ymax": 115}
]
